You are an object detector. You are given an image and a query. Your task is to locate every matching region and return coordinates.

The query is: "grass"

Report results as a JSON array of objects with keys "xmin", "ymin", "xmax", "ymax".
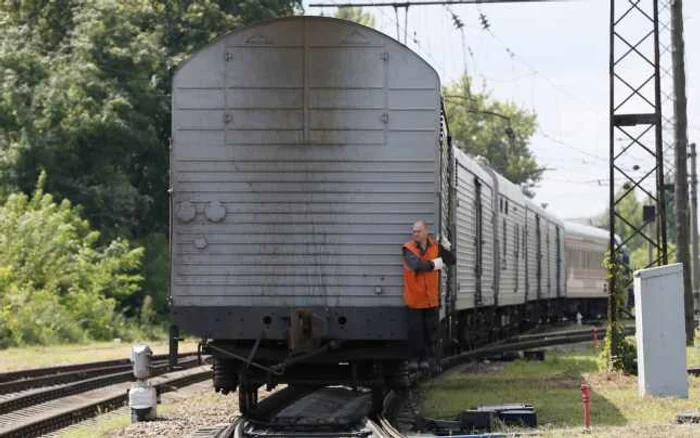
[
  {"xmin": 0, "ymin": 338, "xmax": 200, "ymax": 371},
  {"xmin": 57, "ymin": 403, "xmax": 187, "ymax": 438},
  {"xmin": 420, "ymin": 344, "xmax": 700, "ymax": 437},
  {"xmin": 57, "ymin": 408, "xmax": 132, "ymax": 438}
]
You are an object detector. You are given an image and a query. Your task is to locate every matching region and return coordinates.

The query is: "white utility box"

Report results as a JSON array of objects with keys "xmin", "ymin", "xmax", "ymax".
[{"xmin": 634, "ymin": 263, "xmax": 688, "ymax": 398}]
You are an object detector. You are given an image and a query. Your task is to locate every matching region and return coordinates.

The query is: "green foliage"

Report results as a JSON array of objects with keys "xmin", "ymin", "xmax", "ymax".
[
  {"xmin": 334, "ymin": 7, "xmax": 375, "ymax": 28},
  {"xmin": 598, "ymin": 253, "xmax": 637, "ymax": 374},
  {"xmin": 444, "ymin": 76, "xmax": 542, "ymax": 197},
  {"xmin": 137, "ymin": 233, "xmax": 170, "ymax": 318},
  {"xmin": 0, "ymin": 0, "xmax": 300, "ymax": 328},
  {"xmin": 598, "ymin": 325, "xmax": 637, "ymax": 374},
  {"xmin": 0, "ymin": 171, "xmax": 144, "ymax": 346},
  {"xmin": 596, "ymin": 188, "xmax": 675, "ymax": 268}
]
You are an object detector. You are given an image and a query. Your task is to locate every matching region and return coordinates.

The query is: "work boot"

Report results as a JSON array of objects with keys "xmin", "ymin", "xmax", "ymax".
[
  {"xmin": 407, "ymin": 360, "xmax": 419, "ymax": 372},
  {"xmin": 419, "ymin": 360, "xmax": 430, "ymax": 371}
]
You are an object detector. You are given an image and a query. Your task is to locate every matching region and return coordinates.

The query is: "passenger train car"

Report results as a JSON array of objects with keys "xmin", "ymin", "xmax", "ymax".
[
  {"xmin": 169, "ymin": 16, "xmax": 616, "ymax": 413},
  {"xmin": 562, "ymin": 221, "xmax": 610, "ymax": 318}
]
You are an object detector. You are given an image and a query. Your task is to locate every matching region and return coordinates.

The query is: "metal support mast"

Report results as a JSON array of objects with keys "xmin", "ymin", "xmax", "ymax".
[
  {"xmin": 670, "ymin": 0, "xmax": 693, "ymax": 345},
  {"xmin": 609, "ymin": 0, "xmax": 668, "ymax": 358},
  {"xmin": 690, "ymin": 143, "xmax": 699, "ymax": 321}
]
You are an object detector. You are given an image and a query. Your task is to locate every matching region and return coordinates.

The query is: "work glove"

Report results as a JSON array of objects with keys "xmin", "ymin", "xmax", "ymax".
[
  {"xmin": 437, "ymin": 235, "xmax": 452, "ymax": 251},
  {"xmin": 431, "ymin": 257, "xmax": 444, "ymax": 271}
]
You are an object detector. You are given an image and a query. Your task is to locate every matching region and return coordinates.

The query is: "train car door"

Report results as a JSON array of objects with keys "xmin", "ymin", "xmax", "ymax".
[
  {"xmin": 556, "ymin": 225, "xmax": 562, "ymax": 298},
  {"xmin": 475, "ymin": 178, "xmax": 484, "ymax": 307},
  {"xmin": 536, "ymin": 215, "xmax": 542, "ymax": 300},
  {"xmin": 546, "ymin": 224, "xmax": 552, "ymax": 298}
]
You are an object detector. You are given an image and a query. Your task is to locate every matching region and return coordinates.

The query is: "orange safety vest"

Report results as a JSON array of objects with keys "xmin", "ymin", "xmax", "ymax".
[{"xmin": 402, "ymin": 238, "xmax": 440, "ymax": 309}]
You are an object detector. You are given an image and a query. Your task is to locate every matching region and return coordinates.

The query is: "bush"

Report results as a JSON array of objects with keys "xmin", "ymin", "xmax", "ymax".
[
  {"xmin": 0, "ymin": 171, "xmax": 145, "ymax": 346},
  {"xmin": 598, "ymin": 252, "xmax": 637, "ymax": 374},
  {"xmin": 598, "ymin": 324, "xmax": 637, "ymax": 374}
]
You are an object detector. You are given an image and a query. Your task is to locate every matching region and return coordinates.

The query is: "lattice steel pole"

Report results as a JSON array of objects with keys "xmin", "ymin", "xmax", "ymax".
[
  {"xmin": 609, "ymin": 0, "xmax": 668, "ymax": 360},
  {"xmin": 659, "ymin": 0, "xmax": 675, "ymax": 179}
]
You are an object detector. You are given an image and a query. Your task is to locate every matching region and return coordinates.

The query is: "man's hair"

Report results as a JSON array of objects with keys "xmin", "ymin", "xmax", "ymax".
[{"xmin": 414, "ymin": 219, "xmax": 427, "ymax": 229}]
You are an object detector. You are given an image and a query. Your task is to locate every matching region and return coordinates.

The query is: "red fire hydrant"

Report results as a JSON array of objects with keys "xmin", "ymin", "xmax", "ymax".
[
  {"xmin": 581, "ymin": 381, "xmax": 591, "ymax": 431},
  {"xmin": 591, "ymin": 327, "xmax": 599, "ymax": 350}
]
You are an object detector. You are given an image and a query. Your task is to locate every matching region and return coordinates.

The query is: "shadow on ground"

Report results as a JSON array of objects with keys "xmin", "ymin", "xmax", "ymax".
[{"xmin": 419, "ymin": 352, "xmax": 627, "ymax": 428}]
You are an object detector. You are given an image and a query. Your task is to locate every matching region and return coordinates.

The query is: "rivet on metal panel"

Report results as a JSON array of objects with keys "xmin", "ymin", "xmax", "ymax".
[
  {"xmin": 205, "ymin": 201, "xmax": 227, "ymax": 223},
  {"xmin": 176, "ymin": 201, "xmax": 196, "ymax": 223},
  {"xmin": 381, "ymin": 113, "xmax": 389, "ymax": 124},
  {"xmin": 194, "ymin": 236, "xmax": 208, "ymax": 250}
]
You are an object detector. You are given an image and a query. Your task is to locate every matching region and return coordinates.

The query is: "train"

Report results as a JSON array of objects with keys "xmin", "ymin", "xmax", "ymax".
[{"xmin": 168, "ymin": 16, "xmax": 620, "ymax": 414}]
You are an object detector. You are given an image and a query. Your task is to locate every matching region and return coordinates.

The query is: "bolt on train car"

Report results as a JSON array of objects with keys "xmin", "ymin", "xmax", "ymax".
[{"xmin": 168, "ymin": 16, "xmax": 622, "ymax": 414}]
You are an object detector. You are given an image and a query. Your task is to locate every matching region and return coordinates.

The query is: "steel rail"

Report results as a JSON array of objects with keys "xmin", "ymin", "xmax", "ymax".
[
  {"xmin": 441, "ymin": 326, "xmax": 635, "ymax": 369},
  {"xmin": 0, "ymin": 354, "xmax": 198, "ymax": 395},
  {"xmin": 0, "ymin": 356, "xmax": 201, "ymax": 416},
  {"xmin": 0, "ymin": 366, "xmax": 212, "ymax": 438},
  {"xmin": 0, "ymin": 351, "xmax": 198, "ymax": 384}
]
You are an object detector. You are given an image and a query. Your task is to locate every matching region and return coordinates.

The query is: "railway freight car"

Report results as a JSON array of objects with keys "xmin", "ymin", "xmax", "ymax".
[
  {"xmin": 170, "ymin": 16, "xmax": 444, "ymax": 412},
  {"xmin": 169, "ymin": 16, "xmax": 605, "ymax": 414}
]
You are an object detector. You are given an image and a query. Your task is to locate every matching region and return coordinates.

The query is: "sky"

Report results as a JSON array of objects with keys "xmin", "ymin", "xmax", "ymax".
[{"xmin": 302, "ymin": 0, "xmax": 700, "ymax": 222}]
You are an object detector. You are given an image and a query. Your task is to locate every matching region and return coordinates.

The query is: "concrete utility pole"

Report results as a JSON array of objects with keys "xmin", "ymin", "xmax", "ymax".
[
  {"xmin": 670, "ymin": 0, "xmax": 693, "ymax": 345},
  {"xmin": 690, "ymin": 143, "xmax": 698, "ymax": 321}
]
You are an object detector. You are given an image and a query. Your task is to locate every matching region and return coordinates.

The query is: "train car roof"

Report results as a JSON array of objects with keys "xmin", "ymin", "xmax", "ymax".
[
  {"xmin": 173, "ymin": 16, "xmax": 439, "ymax": 81},
  {"xmin": 524, "ymin": 197, "xmax": 564, "ymax": 227},
  {"xmin": 563, "ymin": 221, "xmax": 610, "ymax": 241},
  {"xmin": 453, "ymin": 148, "xmax": 497, "ymax": 188},
  {"xmin": 491, "ymin": 169, "xmax": 527, "ymax": 207}
]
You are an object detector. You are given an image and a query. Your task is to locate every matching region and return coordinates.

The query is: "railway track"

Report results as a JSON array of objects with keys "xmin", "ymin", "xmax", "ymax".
[
  {"xmin": 0, "ymin": 353, "xmax": 210, "ymax": 438},
  {"xmin": 189, "ymin": 324, "xmax": 631, "ymax": 438},
  {"xmin": 441, "ymin": 325, "xmax": 635, "ymax": 369},
  {"xmin": 0, "ymin": 352, "xmax": 195, "ymax": 385},
  {"xmin": 191, "ymin": 386, "xmax": 394, "ymax": 438}
]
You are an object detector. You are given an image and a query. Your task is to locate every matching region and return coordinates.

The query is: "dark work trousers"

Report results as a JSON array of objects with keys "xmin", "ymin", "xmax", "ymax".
[{"xmin": 406, "ymin": 307, "xmax": 439, "ymax": 361}]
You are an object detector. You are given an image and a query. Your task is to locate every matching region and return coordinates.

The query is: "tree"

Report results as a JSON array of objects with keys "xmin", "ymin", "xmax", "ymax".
[
  {"xmin": 594, "ymin": 188, "xmax": 674, "ymax": 270},
  {"xmin": 444, "ymin": 76, "xmax": 543, "ymax": 197},
  {"xmin": 334, "ymin": 7, "xmax": 375, "ymax": 28},
  {"xmin": 0, "ymin": 172, "xmax": 143, "ymax": 346},
  {"xmin": 0, "ymin": 1, "xmax": 300, "ymax": 321}
]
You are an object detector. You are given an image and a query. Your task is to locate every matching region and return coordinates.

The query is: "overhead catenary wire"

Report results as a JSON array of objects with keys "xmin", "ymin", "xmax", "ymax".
[{"xmin": 320, "ymin": 2, "xmax": 625, "ymax": 206}]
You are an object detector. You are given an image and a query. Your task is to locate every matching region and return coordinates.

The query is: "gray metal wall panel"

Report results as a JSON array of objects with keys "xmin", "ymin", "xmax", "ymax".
[
  {"xmin": 525, "ymin": 208, "xmax": 540, "ymax": 302},
  {"xmin": 559, "ymin": 231, "xmax": 567, "ymax": 298},
  {"xmin": 452, "ymin": 158, "xmax": 496, "ymax": 309},
  {"xmin": 454, "ymin": 163, "xmax": 477, "ymax": 310},
  {"xmin": 498, "ymin": 201, "xmax": 527, "ymax": 307},
  {"xmin": 174, "ymin": 294, "xmax": 400, "ymax": 307},
  {"xmin": 551, "ymin": 223, "xmax": 557, "ymax": 298},
  {"xmin": 564, "ymin": 235, "xmax": 607, "ymax": 299},
  {"xmin": 480, "ymin": 186, "xmax": 495, "ymax": 307},
  {"xmin": 171, "ymin": 17, "xmax": 440, "ymax": 309}
]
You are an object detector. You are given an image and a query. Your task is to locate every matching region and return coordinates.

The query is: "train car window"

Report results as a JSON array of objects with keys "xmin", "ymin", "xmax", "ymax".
[{"xmin": 505, "ymin": 200, "xmax": 509, "ymax": 215}]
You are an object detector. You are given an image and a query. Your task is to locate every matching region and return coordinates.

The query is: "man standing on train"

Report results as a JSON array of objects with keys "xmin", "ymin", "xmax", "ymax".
[{"xmin": 402, "ymin": 220, "xmax": 456, "ymax": 372}]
